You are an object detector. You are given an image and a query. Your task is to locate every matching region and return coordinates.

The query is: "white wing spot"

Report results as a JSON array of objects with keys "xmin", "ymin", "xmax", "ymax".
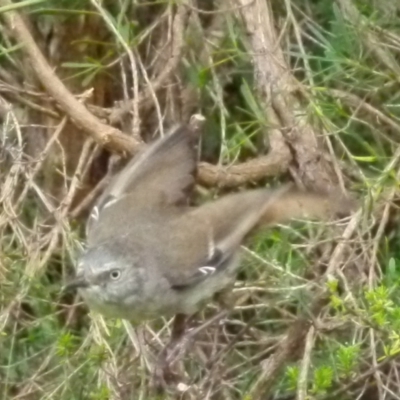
[
  {"xmin": 103, "ymin": 197, "xmax": 118, "ymax": 209},
  {"xmin": 90, "ymin": 206, "xmax": 99, "ymax": 221},
  {"xmin": 104, "ymin": 261, "xmax": 117, "ymax": 268},
  {"xmin": 207, "ymin": 229, "xmax": 216, "ymax": 259},
  {"xmin": 199, "ymin": 266, "xmax": 216, "ymax": 275}
]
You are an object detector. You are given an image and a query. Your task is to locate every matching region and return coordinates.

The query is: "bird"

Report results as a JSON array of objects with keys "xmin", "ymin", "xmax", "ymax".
[{"xmin": 64, "ymin": 116, "xmax": 355, "ymax": 387}]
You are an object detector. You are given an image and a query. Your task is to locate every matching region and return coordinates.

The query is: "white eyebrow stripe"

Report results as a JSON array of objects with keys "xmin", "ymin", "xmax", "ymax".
[
  {"xmin": 198, "ymin": 266, "xmax": 216, "ymax": 275},
  {"xmin": 104, "ymin": 262, "xmax": 117, "ymax": 268}
]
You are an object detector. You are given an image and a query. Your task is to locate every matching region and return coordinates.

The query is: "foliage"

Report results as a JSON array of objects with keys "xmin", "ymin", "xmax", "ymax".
[{"xmin": 1, "ymin": 0, "xmax": 400, "ymax": 399}]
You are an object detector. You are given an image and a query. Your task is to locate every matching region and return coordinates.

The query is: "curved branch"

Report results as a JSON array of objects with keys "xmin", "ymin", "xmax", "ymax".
[
  {"xmin": 0, "ymin": 0, "xmax": 291, "ymax": 188},
  {"xmin": 0, "ymin": 0, "xmax": 139, "ymax": 154},
  {"xmin": 198, "ymin": 129, "xmax": 291, "ymax": 187}
]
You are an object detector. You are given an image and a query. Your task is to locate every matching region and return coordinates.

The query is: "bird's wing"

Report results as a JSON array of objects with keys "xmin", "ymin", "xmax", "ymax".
[
  {"xmin": 86, "ymin": 122, "xmax": 201, "ymax": 242},
  {"xmin": 162, "ymin": 185, "xmax": 355, "ymax": 290}
]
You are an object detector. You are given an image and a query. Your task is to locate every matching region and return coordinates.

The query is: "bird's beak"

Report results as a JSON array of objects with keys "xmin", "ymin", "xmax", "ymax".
[{"xmin": 63, "ymin": 275, "xmax": 89, "ymax": 293}]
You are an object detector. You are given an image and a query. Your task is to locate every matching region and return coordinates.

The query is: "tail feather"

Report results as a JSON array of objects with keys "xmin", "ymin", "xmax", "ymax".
[
  {"xmin": 258, "ymin": 185, "xmax": 356, "ymax": 227},
  {"xmin": 189, "ymin": 184, "xmax": 356, "ymax": 256}
]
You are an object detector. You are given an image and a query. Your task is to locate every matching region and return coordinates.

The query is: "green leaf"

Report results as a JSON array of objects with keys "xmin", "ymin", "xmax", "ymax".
[
  {"xmin": 311, "ymin": 366, "xmax": 333, "ymax": 394},
  {"xmin": 336, "ymin": 344, "xmax": 361, "ymax": 376}
]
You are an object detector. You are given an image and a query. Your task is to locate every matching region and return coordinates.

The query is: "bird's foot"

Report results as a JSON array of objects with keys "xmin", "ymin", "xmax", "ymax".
[{"xmin": 151, "ymin": 339, "xmax": 187, "ymax": 392}]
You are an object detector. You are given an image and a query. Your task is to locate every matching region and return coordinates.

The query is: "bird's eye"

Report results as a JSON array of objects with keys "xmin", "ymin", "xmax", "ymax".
[{"xmin": 110, "ymin": 270, "xmax": 121, "ymax": 280}]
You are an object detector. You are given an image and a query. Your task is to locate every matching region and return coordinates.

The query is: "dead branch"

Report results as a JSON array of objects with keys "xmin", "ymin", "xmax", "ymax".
[
  {"xmin": 328, "ymin": 88, "xmax": 400, "ymax": 141},
  {"xmin": 109, "ymin": 2, "xmax": 190, "ymax": 125},
  {"xmin": 0, "ymin": 0, "xmax": 292, "ymax": 188},
  {"xmin": 336, "ymin": 0, "xmax": 400, "ymax": 75},
  {"xmin": 296, "ymin": 326, "xmax": 315, "ymax": 400},
  {"xmin": 232, "ymin": 0, "xmax": 341, "ymax": 193},
  {"xmin": 198, "ymin": 129, "xmax": 291, "ymax": 187},
  {"xmin": 0, "ymin": 0, "xmax": 140, "ymax": 154},
  {"xmin": 250, "ymin": 300, "xmax": 324, "ymax": 399}
]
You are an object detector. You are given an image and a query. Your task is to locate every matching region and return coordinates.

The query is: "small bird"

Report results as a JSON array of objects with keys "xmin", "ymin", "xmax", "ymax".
[{"xmin": 65, "ymin": 117, "xmax": 354, "ymax": 386}]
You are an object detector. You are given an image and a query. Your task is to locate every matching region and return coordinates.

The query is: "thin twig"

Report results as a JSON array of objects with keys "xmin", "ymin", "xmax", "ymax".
[{"xmin": 296, "ymin": 326, "xmax": 315, "ymax": 400}]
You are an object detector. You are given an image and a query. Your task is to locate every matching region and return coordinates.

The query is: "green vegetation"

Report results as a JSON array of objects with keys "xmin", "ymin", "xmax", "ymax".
[{"xmin": 1, "ymin": 0, "xmax": 400, "ymax": 398}]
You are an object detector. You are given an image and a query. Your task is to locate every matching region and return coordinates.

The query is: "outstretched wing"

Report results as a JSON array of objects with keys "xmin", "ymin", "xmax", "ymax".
[
  {"xmin": 169, "ymin": 247, "xmax": 231, "ymax": 291},
  {"xmin": 161, "ymin": 185, "xmax": 355, "ymax": 290},
  {"xmin": 86, "ymin": 123, "xmax": 202, "ymax": 242}
]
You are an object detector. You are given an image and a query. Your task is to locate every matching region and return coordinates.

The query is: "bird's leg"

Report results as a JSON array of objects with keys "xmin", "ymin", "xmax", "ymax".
[
  {"xmin": 164, "ymin": 289, "xmax": 235, "ymax": 366},
  {"xmin": 213, "ymin": 285, "xmax": 235, "ymax": 310},
  {"xmin": 186, "ymin": 309, "xmax": 228, "ymax": 339},
  {"xmin": 152, "ymin": 313, "xmax": 188, "ymax": 390},
  {"xmin": 164, "ymin": 313, "xmax": 189, "ymax": 364},
  {"xmin": 180, "ymin": 286, "xmax": 235, "ymax": 341},
  {"xmin": 152, "ymin": 288, "xmax": 236, "ymax": 390}
]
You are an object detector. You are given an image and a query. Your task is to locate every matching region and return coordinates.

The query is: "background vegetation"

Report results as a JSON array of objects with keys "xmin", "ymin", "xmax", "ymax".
[{"xmin": 1, "ymin": 0, "xmax": 400, "ymax": 399}]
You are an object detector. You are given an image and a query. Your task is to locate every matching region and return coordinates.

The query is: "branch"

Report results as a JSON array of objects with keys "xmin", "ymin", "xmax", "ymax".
[
  {"xmin": 0, "ymin": 0, "xmax": 140, "ymax": 154},
  {"xmin": 296, "ymin": 326, "xmax": 315, "ymax": 400},
  {"xmin": 198, "ymin": 129, "xmax": 291, "ymax": 187},
  {"xmin": 249, "ymin": 299, "xmax": 325, "ymax": 400},
  {"xmin": 328, "ymin": 89, "xmax": 400, "ymax": 141},
  {"xmin": 0, "ymin": 0, "xmax": 291, "ymax": 188},
  {"xmin": 336, "ymin": 0, "xmax": 400, "ymax": 75},
  {"xmin": 109, "ymin": 2, "xmax": 190, "ymax": 124},
  {"xmin": 232, "ymin": 0, "xmax": 341, "ymax": 192}
]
